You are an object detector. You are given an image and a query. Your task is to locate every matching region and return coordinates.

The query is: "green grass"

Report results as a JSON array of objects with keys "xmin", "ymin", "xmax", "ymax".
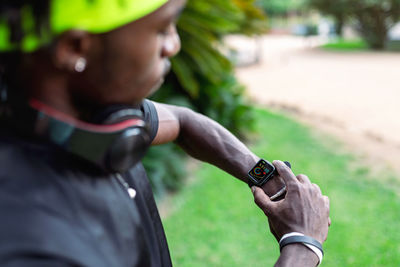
[
  {"xmin": 321, "ymin": 39, "xmax": 369, "ymax": 51},
  {"xmin": 162, "ymin": 108, "xmax": 400, "ymax": 266}
]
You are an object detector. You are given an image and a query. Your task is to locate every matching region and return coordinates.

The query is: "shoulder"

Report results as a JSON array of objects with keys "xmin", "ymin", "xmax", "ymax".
[{"xmin": 0, "ymin": 135, "xmax": 71, "ymax": 184}]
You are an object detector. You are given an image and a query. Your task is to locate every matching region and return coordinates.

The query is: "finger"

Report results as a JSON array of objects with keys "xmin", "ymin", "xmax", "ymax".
[
  {"xmin": 324, "ymin": 196, "xmax": 330, "ymax": 209},
  {"xmin": 328, "ymin": 217, "xmax": 332, "ymax": 227},
  {"xmin": 324, "ymin": 196, "xmax": 330, "ymax": 217},
  {"xmin": 273, "ymin": 160, "xmax": 298, "ymax": 190},
  {"xmin": 296, "ymin": 174, "xmax": 312, "ymax": 185},
  {"xmin": 261, "ymin": 176, "xmax": 285, "ymax": 197},
  {"xmin": 252, "ymin": 186, "xmax": 275, "ymax": 216},
  {"xmin": 312, "ymin": 183, "xmax": 322, "ymax": 194}
]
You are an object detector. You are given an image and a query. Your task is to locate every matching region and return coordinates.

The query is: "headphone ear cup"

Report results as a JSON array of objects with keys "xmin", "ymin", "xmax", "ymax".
[
  {"xmin": 106, "ymin": 126, "xmax": 151, "ymax": 173},
  {"xmin": 97, "ymin": 107, "xmax": 152, "ymax": 173}
]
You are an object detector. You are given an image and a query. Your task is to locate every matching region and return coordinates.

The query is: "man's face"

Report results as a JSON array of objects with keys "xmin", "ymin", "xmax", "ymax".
[{"xmin": 71, "ymin": 0, "xmax": 185, "ymax": 107}]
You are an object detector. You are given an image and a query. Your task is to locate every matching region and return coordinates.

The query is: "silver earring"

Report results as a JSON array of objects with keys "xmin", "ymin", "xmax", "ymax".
[{"xmin": 74, "ymin": 58, "xmax": 87, "ymax": 73}]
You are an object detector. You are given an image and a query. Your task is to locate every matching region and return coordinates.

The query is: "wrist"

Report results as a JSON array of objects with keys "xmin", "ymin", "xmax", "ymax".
[
  {"xmin": 247, "ymin": 158, "xmax": 277, "ymax": 187},
  {"xmin": 247, "ymin": 158, "xmax": 289, "ymax": 200},
  {"xmin": 262, "ymin": 176, "xmax": 286, "ymax": 199},
  {"xmin": 241, "ymin": 154, "xmax": 260, "ymax": 182},
  {"xmin": 279, "ymin": 233, "xmax": 323, "ymax": 266}
]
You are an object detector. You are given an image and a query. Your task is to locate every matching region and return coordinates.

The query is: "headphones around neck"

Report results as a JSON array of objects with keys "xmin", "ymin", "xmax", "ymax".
[{"xmin": 5, "ymin": 98, "xmax": 152, "ymax": 174}]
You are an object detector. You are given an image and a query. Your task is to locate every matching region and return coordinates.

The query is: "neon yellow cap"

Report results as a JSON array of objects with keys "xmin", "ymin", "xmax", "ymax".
[{"xmin": 0, "ymin": 0, "xmax": 168, "ymax": 53}]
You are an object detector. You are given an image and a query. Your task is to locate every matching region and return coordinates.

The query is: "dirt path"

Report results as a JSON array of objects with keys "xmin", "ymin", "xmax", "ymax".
[{"xmin": 234, "ymin": 35, "xmax": 400, "ymax": 174}]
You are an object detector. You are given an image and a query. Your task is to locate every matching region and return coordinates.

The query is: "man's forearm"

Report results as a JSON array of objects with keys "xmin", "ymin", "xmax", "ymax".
[
  {"xmin": 175, "ymin": 107, "xmax": 259, "ymax": 182},
  {"xmin": 153, "ymin": 102, "xmax": 286, "ymax": 195}
]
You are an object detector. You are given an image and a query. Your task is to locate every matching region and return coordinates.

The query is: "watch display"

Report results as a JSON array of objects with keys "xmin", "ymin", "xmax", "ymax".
[{"xmin": 248, "ymin": 159, "xmax": 276, "ymax": 186}]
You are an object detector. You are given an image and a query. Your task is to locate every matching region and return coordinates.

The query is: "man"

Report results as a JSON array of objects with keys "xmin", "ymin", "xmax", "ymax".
[{"xmin": 0, "ymin": 0, "xmax": 330, "ymax": 266}]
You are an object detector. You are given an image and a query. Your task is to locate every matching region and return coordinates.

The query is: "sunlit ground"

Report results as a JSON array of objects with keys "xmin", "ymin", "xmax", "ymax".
[{"xmin": 234, "ymin": 35, "xmax": 400, "ymax": 174}]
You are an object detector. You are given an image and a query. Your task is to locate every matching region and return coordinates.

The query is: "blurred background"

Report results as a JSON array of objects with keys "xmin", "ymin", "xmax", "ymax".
[{"xmin": 143, "ymin": 0, "xmax": 400, "ymax": 266}]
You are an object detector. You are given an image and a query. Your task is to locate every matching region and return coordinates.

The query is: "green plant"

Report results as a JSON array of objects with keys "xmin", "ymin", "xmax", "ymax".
[
  {"xmin": 152, "ymin": 0, "xmax": 266, "ymax": 134},
  {"xmin": 142, "ymin": 144, "xmax": 186, "ymax": 198}
]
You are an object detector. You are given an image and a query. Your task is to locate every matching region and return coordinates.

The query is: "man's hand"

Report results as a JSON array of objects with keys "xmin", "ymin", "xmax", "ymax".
[
  {"xmin": 261, "ymin": 172, "xmax": 287, "ymax": 200},
  {"xmin": 252, "ymin": 160, "xmax": 330, "ymax": 244}
]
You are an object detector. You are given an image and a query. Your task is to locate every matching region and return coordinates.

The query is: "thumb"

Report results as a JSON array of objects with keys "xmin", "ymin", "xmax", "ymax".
[{"xmin": 252, "ymin": 186, "xmax": 275, "ymax": 216}]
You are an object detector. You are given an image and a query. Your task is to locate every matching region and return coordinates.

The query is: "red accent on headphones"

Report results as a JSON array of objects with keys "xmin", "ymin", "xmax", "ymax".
[{"xmin": 29, "ymin": 99, "xmax": 143, "ymax": 133}]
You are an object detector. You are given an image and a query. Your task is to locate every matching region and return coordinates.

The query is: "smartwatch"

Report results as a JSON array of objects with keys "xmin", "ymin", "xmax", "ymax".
[{"xmin": 247, "ymin": 159, "xmax": 291, "ymax": 187}]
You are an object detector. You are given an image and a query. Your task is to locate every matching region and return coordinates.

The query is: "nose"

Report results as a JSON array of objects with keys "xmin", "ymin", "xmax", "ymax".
[{"xmin": 162, "ymin": 26, "xmax": 181, "ymax": 58}]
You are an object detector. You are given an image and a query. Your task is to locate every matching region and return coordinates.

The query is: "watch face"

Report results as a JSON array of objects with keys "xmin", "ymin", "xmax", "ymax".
[{"xmin": 248, "ymin": 159, "xmax": 275, "ymax": 183}]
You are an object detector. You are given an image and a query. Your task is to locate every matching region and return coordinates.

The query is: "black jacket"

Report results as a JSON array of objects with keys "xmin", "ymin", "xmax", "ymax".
[{"xmin": 0, "ymin": 100, "xmax": 172, "ymax": 267}]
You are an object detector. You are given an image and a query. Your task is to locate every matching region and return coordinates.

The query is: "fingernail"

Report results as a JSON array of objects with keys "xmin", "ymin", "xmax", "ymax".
[{"xmin": 251, "ymin": 186, "xmax": 256, "ymax": 193}]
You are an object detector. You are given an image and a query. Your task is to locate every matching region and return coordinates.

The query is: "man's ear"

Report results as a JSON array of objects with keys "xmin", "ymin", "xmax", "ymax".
[{"xmin": 52, "ymin": 30, "xmax": 93, "ymax": 73}]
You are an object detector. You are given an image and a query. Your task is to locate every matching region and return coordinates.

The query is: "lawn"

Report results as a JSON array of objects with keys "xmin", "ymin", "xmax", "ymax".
[
  {"xmin": 161, "ymin": 108, "xmax": 400, "ymax": 266},
  {"xmin": 321, "ymin": 39, "xmax": 369, "ymax": 51}
]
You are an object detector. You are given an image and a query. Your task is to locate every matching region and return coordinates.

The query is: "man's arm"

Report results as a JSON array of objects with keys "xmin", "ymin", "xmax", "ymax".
[
  {"xmin": 152, "ymin": 102, "xmax": 285, "ymax": 196},
  {"xmin": 152, "ymin": 101, "xmax": 258, "ymax": 181}
]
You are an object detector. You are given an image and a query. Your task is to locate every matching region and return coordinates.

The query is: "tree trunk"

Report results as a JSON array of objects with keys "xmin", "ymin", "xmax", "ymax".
[
  {"xmin": 355, "ymin": 6, "xmax": 388, "ymax": 50},
  {"xmin": 334, "ymin": 14, "xmax": 345, "ymax": 37}
]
